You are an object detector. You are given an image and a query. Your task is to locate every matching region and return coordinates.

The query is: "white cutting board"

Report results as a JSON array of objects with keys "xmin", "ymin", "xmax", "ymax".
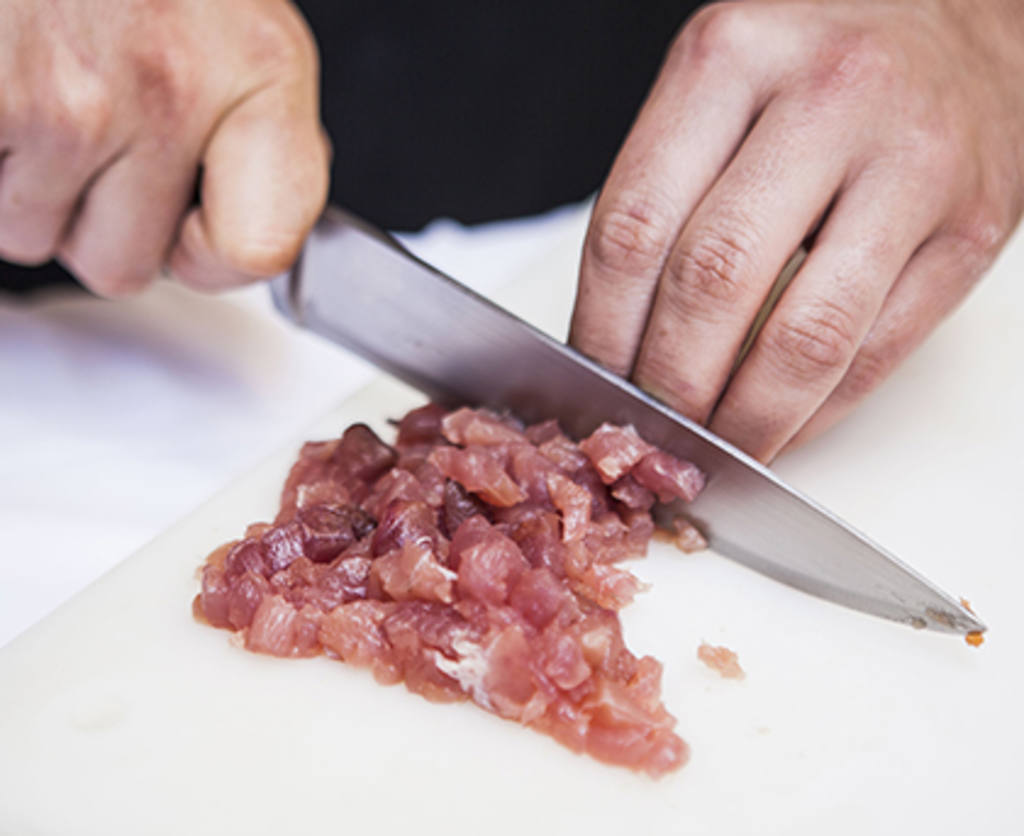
[{"xmin": 2, "ymin": 222, "xmax": 1022, "ymax": 836}]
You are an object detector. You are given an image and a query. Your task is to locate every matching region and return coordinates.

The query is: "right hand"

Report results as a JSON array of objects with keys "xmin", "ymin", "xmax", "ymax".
[
  {"xmin": 570, "ymin": 0, "xmax": 1024, "ymax": 462},
  {"xmin": 0, "ymin": 0, "xmax": 329, "ymax": 295}
]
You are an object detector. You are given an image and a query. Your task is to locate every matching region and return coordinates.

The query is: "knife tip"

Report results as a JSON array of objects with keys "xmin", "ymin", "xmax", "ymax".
[{"xmin": 918, "ymin": 603, "xmax": 987, "ymax": 635}]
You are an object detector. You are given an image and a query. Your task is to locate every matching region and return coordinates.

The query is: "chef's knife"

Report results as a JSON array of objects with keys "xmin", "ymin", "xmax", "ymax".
[{"xmin": 271, "ymin": 207, "xmax": 984, "ymax": 635}]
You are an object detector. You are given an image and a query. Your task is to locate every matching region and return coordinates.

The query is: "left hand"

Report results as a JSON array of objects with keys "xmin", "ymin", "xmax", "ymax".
[
  {"xmin": 0, "ymin": 0, "xmax": 328, "ymax": 296},
  {"xmin": 569, "ymin": 0, "xmax": 1024, "ymax": 461}
]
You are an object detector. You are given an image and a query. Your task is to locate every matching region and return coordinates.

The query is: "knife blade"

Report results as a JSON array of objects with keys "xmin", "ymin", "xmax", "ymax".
[{"xmin": 271, "ymin": 207, "xmax": 984, "ymax": 635}]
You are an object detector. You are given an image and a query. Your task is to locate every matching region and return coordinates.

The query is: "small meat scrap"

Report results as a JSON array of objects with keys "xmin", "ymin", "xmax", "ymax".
[
  {"xmin": 959, "ymin": 598, "xmax": 985, "ymax": 648},
  {"xmin": 697, "ymin": 643, "xmax": 745, "ymax": 680},
  {"xmin": 965, "ymin": 631, "xmax": 984, "ymax": 648},
  {"xmin": 194, "ymin": 404, "xmax": 707, "ymax": 778},
  {"xmin": 670, "ymin": 517, "xmax": 708, "ymax": 554}
]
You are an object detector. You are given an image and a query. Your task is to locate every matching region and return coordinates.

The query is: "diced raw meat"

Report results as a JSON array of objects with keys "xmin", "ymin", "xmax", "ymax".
[
  {"xmin": 429, "ymin": 445, "xmax": 527, "ymax": 507},
  {"xmin": 537, "ymin": 433, "xmax": 590, "ymax": 473},
  {"xmin": 621, "ymin": 508, "xmax": 657, "ymax": 556},
  {"xmin": 579, "ymin": 423, "xmax": 654, "ymax": 484},
  {"xmin": 409, "ymin": 459, "xmax": 447, "ymax": 507},
  {"xmin": 441, "ymin": 407, "xmax": 527, "ymax": 446},
  {"xmin": 382, "ymin": 601, "xmax": 477, "ymax": 702},
  {"xmin": 395, "ymin": 403, "xmax": 447, "ymax": 447},
  {"xmin": 371, "ymin": 542, "xmax": 456, "ymax": 604},
  {"xmin": 271, "ymin": 553, "xmax": 372, "ymax": 611},
  {"xmin": 278, "ymin": 425, "xmax": 397, "ymax": 520},
  {"xmin": 670, "ymin": 517, "xmax": 708, "ymax": 553},
  {"xmin": 697, "ymin": 643, "xmax": 745, "ymax": 679},
  {"xmin": 524, "ymin": 419, "xmax": 563, "ymax": 445},
  {"xmin": 570, "ymin": 560, "xmax": 647, "ymax": 610},
  {"xmin": 610, "ymin": 475, "xmax": 656, "ymax": 510},
  {"xmin": 508, "ymin": 568, "xmax": 579, "ymax": 629},
  {"xmin": 370, "ymin": 500, "xmax": 446, "ymax": 558},
  {"xmin": 451, "ymin": 516, "xmax": 529, "ymax": 606},
  {"xmin": 246, "ymin": 595, "xmax": 321, "ymax": 657},
  {"xmin": 197, "ymin": 566, "xmax": 231, "ymax": 628},
  {"xmin": 495, "ymin": 506, "xmax": 567, "ymax": 577},
  {"xmin": 363, "ymin": 469, "xmax": 429, "ymax": 520},
  {"xmin": 319, "ymin": 600, "xmax": 401, "ymax": 684},
  {"xmin": 439, "ymin": 479, "xmax": 490, "ymax": 538},
  {"xmin": 539, "ymin": 629, "xmax": 591, "ymax": 690},
  {"xmin": 632, "ymin": 451, "xmax": 706, "ymax": 503},
  {"xmin": 194, "ymin": 404, "xmax": 706, "ymax": 778},
  {"xmin": 296, "ymin": 504, "xmax": 376, "ymax": 563},
  {"xmin": 223, "ymin": 539, "xmax": 269, "ymax": 579},
  {"xmin": 569, "ymin": 674, "xmax": 689, "ymax": 775},
  {"xmin": 571, "ymin": 464, "xmax": 614, "ymax": 518},
  {"xmin": 336, "ymin": 424, "xmax": 400, "ymax": 482},
  {"xmin": 545, "ymin": 472, "xmax": 591, "ymax": 543},
  {"xmin": 227, "ymin": 572, "xmax": 269, "ymax": 630},
  {"xmin": 509, "ymin": 444, "xmax": 559, "ymax": 507}
]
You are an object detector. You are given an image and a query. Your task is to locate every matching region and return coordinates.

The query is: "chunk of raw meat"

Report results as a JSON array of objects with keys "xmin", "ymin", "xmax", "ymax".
[
  {"xmin": 451, "ymin": 516, "xmax": 529, "ymax": 606},
  {"xmin": 395, "ymin": 403, "xmax": 447, "ymax": 447},
  {"xmin": 440, "ymin": 479, "xmax": 490, "ymax": 538},
  {"xmin": 670, "ymin": 517, "xmax": 708, "ymax": 553},
  {"xmin": 278, "ymin": 424, "xmax": 397, "ymax": 520},
  {"xmin": 441, "ymin": 407, "xmax": 527, "ymax": 446},
  {"xmin": 697, "ymin": 643, "xmax": 745, "ymax": 680},
  {"xmin": 194, "ymin": 404, "xmax": 706, "ymax": 778},
  {"xmin": 429, "ymin": 445, "xmax": 527, "ymax": 507},
  {"xmin": 371, "ymin": 542, "xmax": 456, "ymax": 604},
  {"xmin": 579, "ymin": 423, "xmax": 654, "ymax": 484},
  {"xmin": 246, "ymin": 595, "xmax": 321, "ymax": 657},
  {"xmin": 632, "ymin": 451, "xmax": 706, "ymax": 503}
]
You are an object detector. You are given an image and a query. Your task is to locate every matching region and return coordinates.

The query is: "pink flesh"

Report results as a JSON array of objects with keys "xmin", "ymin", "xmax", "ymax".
[
  {"xmin": 195, "ymin": 406, "xmax": 706, "ymax": 778},
  {"xmin": 697, "ymin": 643, "xmax": 745, "ymax": 680}
]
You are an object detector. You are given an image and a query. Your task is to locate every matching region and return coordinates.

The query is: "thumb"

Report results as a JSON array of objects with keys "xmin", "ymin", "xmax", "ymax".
[{"xmin": 168, "ymin": 81, "xmax": 330, "ymax": 291}]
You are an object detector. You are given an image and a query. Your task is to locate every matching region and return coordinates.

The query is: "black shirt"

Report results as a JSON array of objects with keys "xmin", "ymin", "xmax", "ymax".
[{"xmin": 1, "ymin": 1, "xmax": 698, "ymax": 292}]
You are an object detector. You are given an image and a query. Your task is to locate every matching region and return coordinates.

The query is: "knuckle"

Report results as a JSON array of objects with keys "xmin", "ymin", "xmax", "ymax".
[
  {"xmin": 837, "ymin": 345, "xmax": 891, "ymax": 402},
  {"xmin": 814, "ymin": 30, "xmax": 898, "ymax": 97},
  {"xmin": 906, "ymin": 123, "xmax": 960, "ymax": 179},
  {"xmin": 634, "ymin": 353, "xmax": 712, "ymax": 424},
  {"xmin": 586, "ymin": 196, "xmax": 673, "ymax": 278},
  {"xmin": 49, "ymin": 74, "xmax": 114, "ymax": 153},
  {"xmin": 949, "ymin": 202, "xmax": 1007, "ymax": 266},
  {"xmin": 675, "ymin": 3, "xmax": 750, "ymax": 68},
  {"xmin": 665, "ymin": 226, "xmax": 755, "ymax": 316},
  {"xmin": 764, "ymin": 301, "xmax": 860, "ymax": 381},
  {"xmin": 242, "ymin": 4, "xmax": 318, "ymax": 78},
  {"xmin": 130, "ymin": 37, "xmax": 201, "ymax": 126}
]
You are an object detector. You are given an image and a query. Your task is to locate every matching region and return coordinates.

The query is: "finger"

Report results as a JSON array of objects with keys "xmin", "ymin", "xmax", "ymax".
[
  {"xmin": 0, "ymin": 140, "xmax": 112, "ymax": 266},
  {"xmin": 631, "ymin": 89, "xmax": 856, "ymax": 425},
  {"xmin": 0, "ymin": 156, "xmax": 77, "ymax": 265},
  {"xmin": 569, "ymin": 4, "xmax": 794, "ymax": 374},
  {"xmin": 57, "ymin": 144, "xmax": 195, "ymax": 297},
  {"xmin": 0, "ymin": 34, "xmax": 119, "ymax": 267},
  {"xmin": 167, "ymin": 80, "xmax": 329, "ymax": 292},
  {"xmin": 783, "ymin": 232, "xmax": 990, "ymax": 452},
  {"xmin": 707, "ymin": 165, "xmax": 946, "ymax": 461}
]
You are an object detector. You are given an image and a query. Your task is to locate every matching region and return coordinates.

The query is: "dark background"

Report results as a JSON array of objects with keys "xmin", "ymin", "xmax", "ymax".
[{"xmin": 1, "ymin": 1, "xmax": 697, "ymax": 293}]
